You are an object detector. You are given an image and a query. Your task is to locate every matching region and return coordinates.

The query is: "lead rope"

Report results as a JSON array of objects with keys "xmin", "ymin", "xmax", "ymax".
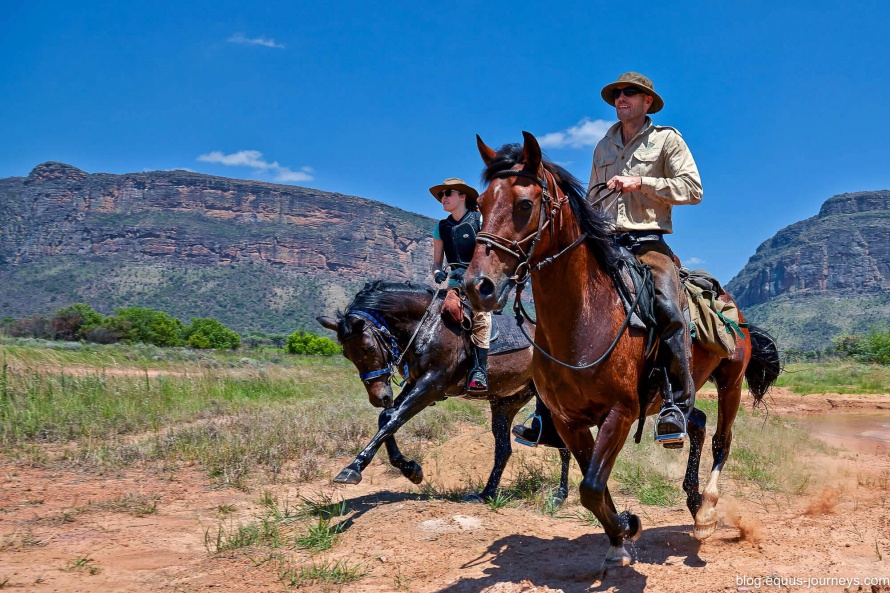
[{"xmin": 393, "ymin": 289, "xmax": 445, "ymax": 376}]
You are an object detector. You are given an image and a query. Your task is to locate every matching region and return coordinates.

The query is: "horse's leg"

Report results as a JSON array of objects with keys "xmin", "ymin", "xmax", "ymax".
[
  {"xmin": 465, "ymin": 391, "xmax": 532, "ymax": 503},
  {"xmin": 682, "ymin": 407, "xmax": 708, "ymax": 521},
  {"xmin": 377, "ymin": 410, "xmax": 424, "ymax": 484},
  {"xmin": 551, "ymin": 447, "xmax": 572, "ymax": 508},
  {"xmin": 333, "ymin": 379, "xmax": 442, "ymax": 485},
  {"xmin": 694, "ymin": 374, "xmax": 742, "ymax": 540},
  {"xmin": 577, "ymin": 406, "xmax": 639, "ymax": 568}
]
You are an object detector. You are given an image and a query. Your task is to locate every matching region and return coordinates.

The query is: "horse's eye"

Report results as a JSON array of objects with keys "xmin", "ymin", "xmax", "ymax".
[{"xmin": 518, "ymin": 199, "xmax": 533, "ymax": 211}]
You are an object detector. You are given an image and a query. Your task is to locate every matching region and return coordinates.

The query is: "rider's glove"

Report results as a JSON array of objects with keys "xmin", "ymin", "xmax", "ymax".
[{"xmin": 434, "ymin": 270, "xmax": 448, "ymax": 284}]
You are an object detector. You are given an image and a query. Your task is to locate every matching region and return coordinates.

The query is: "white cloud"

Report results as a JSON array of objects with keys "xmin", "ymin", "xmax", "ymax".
[
  {"xmin": 227, "ymin": 33, "xmax": 285, "ymax": 49},
  {"xmin": 197, "ymin": 150, "xmax": 313, "ymax": 182},
  {"xmin": 686, "ymin": 257, "xmax": 706, "ymax": 266},
  {"xmin": 538, "ymin": 118, "xmax": 614, "ymax": 149}
]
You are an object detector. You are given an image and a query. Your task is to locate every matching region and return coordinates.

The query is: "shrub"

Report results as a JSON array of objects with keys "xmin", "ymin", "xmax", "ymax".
[
  {"xmin": 113, "ymin": 307, "xmax": 185, "ymax": 347},
  {"xmin": 184, "ymin": 318, "xmax": 241, "ymax": 350},
  {"xmin": 9, "ymin": 315, "xmax": 54, "ymax": 339},
  {"xmin": 285, "ymin": 331, "xmax": 341, "ymax": 356},
  {"xmin": 51, "ymin": 303, "xmax": 104, "ymax": 341},
  {"xmin": 834, "ymin": 328, "xmax": 890, "ymax": 365}
]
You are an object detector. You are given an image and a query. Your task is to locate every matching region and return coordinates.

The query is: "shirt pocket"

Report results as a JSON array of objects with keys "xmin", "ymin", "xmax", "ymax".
[{"xmin": 629, "ymin": 145, "xmax": 662, "ymax": 176}]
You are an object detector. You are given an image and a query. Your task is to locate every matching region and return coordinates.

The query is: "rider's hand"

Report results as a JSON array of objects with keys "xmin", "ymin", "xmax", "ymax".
[
  {"xmin": 607, "ymin": 175, "xmax": 643, "ymax": 194},
  {"xmin": 434, "ymin": 270, "xmax": 448, "ymax": 284}
]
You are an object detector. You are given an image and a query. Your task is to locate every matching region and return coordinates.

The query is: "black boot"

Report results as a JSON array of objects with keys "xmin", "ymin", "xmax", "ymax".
[
  {"xmin": 655, "ymin": 332, "xmax": 695, "ymax": 449},
  {"xmin": 467, "ymin": 345, "xmax": 489, "ymax": 391},
  {"xmin": 512, "ymin": 395, "xmax": 565, "ymax": 448}
]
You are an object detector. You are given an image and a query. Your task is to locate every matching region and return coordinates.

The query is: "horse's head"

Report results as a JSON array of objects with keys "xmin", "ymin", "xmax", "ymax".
[
  {"xmin": 317, "ymin": 314, "xmax": 395, "ymax": 408},
  {"xmin": 465, "ymin": 131, "xmax": 555, "ymax": 312},
  {"xmin": 465, "ymin": 132, "xmax": 618, "ymax": 313}
]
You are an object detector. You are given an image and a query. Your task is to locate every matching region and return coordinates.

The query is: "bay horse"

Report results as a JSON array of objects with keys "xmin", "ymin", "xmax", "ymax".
[
  {"xmin": 464, "ymin": 133, "xmax": 780, "ymax": 567},
  {"xmin": 317, "ymin": 280, "xmax": 572, "ymax": 505}
]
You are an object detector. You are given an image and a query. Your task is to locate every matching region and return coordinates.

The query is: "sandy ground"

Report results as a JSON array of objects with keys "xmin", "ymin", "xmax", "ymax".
[{"xmin": 2, "ymin": 393, "xmax": 889, "ymax": 593}]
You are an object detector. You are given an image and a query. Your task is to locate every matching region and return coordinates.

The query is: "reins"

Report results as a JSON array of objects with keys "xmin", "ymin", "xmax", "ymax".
[
  {"xmin": 345, "ymin": 290, "xmax": 443, "ymax": 386},
  {"xmin": 477, "ymin": 167, "xmax": 643, "ymax": 371}
]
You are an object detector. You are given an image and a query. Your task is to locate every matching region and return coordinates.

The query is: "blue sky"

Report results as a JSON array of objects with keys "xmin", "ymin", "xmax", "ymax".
[{"xmin": 2, "ymin": 1, "xmax": 888, "ymax": 282}]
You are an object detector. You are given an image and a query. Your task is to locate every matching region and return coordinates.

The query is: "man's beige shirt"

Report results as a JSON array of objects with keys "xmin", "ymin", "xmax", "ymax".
[{"xmin": 587, "ymin": 117, "xmax": 702, "ymax": 234}]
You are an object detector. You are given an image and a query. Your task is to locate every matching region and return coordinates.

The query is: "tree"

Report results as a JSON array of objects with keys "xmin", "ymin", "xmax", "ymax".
[
  {"xmin": 51, "ymin": 303, "xmax": 104, "ymax": 341},
  {"xmin": 285, "ymin": 330, "xmax": 341, "ymax": 356},
  {"xmin": 184, "ymin": 318, "xmax": 241, "ymax": 350},
  {"xmin": 113, "ymin": 307, "xmax": 185, "ymax": 347}
]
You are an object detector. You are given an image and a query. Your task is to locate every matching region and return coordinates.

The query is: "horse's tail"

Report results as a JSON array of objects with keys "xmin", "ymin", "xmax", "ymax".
[{"xmin": 744, "ymin": 324, "xmax": 782, "ymax": 403}]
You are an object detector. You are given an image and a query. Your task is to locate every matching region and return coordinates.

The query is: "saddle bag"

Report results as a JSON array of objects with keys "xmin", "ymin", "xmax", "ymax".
[{"xmin": 684, "ymin": 282, "xmax": 745, "ymax": 358}]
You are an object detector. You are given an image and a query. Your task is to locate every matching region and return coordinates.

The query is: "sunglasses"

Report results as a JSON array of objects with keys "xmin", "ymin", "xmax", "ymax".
[
  {"xmin": 612, "ymin": 86, "xmax": 647, "ymax": 100},
  {"xmin": 438, "ymin": 189, "xmax": 459, "ymax": 199}
]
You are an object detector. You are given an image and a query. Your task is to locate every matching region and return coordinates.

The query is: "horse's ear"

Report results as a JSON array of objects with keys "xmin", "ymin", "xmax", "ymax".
[
  {"xmin": 477, "ymin": 134, "xmax": 497, "ymax": 165},
  {"xmin": 521, "ymin": 131, "xmax": 542, "ymax": 173},
  {"xmin": 316, "ymin": 316, "xmax": 338, "ymax": 332}
]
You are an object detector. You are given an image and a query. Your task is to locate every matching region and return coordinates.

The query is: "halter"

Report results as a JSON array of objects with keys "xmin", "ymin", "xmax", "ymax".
[
  {"xmin": 475, "ymin": 166, "xmax": 582, "ymax": 284},
  {"xmin": 345, "ymin": 308, "xmax": 409, "ymax": 385}
]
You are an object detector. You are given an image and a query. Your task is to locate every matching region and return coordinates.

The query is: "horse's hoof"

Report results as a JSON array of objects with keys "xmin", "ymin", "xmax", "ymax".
[
  {"xmin": 694, "ymin": 505, "xmax": 717, "ymax": 540},
  {"xmin": 547, "ymin": 491, "xmax": 567, "ymax": 509},
  {"xmin": 604, "ymin": 545, "xmax": 632, "ymax": 567},
  {"xmin": 462, "ymin": 493, "xmax": 487, "ymax": 504},
  {"xmin": 626, "ymin": 513, "xmax": 643, "ymax": 542},
  {"xmin": 402, "ymin": 461, "xmax": 423, "ymax": 484},
  {"xmin": 333, "ymin": 467, "xmax": 362, "ymax": 485},
  {"xmin": 693, "ymin": 521, "xmax": 717, "ymax": 541}
]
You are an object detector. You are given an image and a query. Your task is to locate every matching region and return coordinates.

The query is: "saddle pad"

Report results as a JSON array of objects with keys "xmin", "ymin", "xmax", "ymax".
[{"xmin": 489, "ymin": 314, "xmax": 531, "ymax": 356}]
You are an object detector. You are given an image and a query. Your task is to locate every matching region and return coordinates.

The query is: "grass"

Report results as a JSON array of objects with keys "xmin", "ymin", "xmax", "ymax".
[
  {"xmin": 0, "ymin": 341, "xmax": 480, "ymax": 488},
  {"xmin": 775, "ymin": 360, "xmax": 889, "ymax": 394},
  {"xmin": 278, "ymin": 558, "xmax": 366, "ymax": 588}
]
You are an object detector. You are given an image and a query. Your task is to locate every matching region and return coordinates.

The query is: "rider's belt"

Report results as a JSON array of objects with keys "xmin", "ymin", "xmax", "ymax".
[{"xmin": 613, "ymin": 231, "xmax": 666, "ymax": 253}]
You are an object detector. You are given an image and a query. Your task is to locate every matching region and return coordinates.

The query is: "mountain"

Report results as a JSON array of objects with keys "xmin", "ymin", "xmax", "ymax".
[
  {"xmin": 726, "ymin": 190, "xmax": 890, "ymax": 352},
  {"xmin": 0, "ymin": 162, "xmax": 436, "ymax": 334}
]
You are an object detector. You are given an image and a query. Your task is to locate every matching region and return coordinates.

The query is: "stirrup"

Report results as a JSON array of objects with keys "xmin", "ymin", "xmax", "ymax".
[
  {"xmin": 512, "ymin": 413, "xmax": 542, "ymax": 447},
  {"xmin": 654, "ymin": 406, "xmax": 687, "ymax": 449},
  {"xmin": 467, "ymin": 368, "xmax": 488, "ymax": 391}
]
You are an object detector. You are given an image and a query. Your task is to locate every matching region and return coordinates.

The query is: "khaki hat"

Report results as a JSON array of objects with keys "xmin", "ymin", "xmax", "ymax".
[
  {"xmin": 429, "ymin": 177, "xmax": 479, "ymax": 207},
  {"xmin": 600, "ymin": 72, "xmax": 664, "ymax": 114}
]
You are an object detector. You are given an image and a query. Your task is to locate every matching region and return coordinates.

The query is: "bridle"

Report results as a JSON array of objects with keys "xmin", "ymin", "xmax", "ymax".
[
  {"xmin": 344, "ymin": 294, "xmax": 440, "ymax": 386},
  {"xmin": 475, "ymin": 166, "xmax": 577, "ymax": 285},
  {"xmin": 344, "ymin": 308, "xmax": 409, "ymax": 385},
  {"xmin": 473, "ymin": 167, "xmax": 643, "ymax": 372}
]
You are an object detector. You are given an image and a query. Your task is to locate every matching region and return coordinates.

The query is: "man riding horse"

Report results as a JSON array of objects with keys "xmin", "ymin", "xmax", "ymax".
[
  {"xmin": 430, "ymin": 177, "xmax": 492, "ymax": 391},
  {"xmin": 513, "ymin": 71, "xmax": 702, "ymax": 447}
]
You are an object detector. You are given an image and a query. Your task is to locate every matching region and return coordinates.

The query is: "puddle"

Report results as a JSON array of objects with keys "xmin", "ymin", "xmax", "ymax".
[{"xmin": 796, "ymin": 412, "xmax": 890, "ymax": 454}]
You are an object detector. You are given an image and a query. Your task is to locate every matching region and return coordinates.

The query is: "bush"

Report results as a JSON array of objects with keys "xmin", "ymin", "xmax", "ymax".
[
  {"xmin": 286, "ymin": 331, "xmax": 341, "ymax": 356},
  {"xmin": 834, "ymin": 328, "xmax": 890, "ymax": 365},
  {"xmin": 184, "ymin": 318, "xmax": 241, "ymax": 350},
  {"xmin": 51, "ymin": 303, "xmax": 104, "ymax": 341},
  {"xmin": 113, "ymin": 307, "xmax": 185, "ymax": 347},
  {"xmin": 9, "ymin": 315, "xmax": 54, "ymax": 340}
]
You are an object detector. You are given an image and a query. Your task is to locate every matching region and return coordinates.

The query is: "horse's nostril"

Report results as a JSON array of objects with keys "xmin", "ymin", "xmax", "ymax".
[{"xmin": 476, "ymin": 277, "xmax": 495, "ymax": 298}]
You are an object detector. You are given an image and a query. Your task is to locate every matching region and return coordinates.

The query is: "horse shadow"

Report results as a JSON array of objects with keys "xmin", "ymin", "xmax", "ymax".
[{"xmin": 432, "ymin": 524, "xmax": 706, "ymax": 593}]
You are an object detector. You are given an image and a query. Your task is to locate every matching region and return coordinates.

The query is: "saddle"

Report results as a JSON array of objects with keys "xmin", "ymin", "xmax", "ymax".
[{"xmin": 440, "ymin": 288, "xmax": 528, "ymax": 355}]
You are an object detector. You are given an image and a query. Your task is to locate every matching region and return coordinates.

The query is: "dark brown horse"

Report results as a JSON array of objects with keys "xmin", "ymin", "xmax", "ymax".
[
  {"xmin": 318, "ymin": 280, "xmax": 571, "ymax": 505},
  {"xmin": 464, "ymin": 133, "xmax": 779, "ymax": 567}
]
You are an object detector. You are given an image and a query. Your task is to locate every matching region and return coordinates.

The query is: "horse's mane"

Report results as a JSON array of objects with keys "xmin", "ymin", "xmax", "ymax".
[
  {"xmin": 344, "ymin": 280, "xmax": 435, "ymax": 316},
  {"xmin": 481, "ymin": 143, "xmax": 619, "ymax": 273}
]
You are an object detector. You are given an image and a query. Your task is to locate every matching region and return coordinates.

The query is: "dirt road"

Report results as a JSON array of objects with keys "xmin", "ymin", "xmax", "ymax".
[{"xmin": 1, "ymin": 391, "xmax": 888, "ymax": 593}]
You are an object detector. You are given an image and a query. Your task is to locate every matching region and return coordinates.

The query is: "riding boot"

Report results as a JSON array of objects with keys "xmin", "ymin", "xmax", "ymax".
[
  {"xmin": 655, "ymin": 330, "xmax": 695, "ymax": 449},
  {"xmin": 467, "ymin": 345, "xmax": 489, "ymax": 391},
  {"xmin": 511, "ymin": 395, "xmax": 566, "ymax": 448}
]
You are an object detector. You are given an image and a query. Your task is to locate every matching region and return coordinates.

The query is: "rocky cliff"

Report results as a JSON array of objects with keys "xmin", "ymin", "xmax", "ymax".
[
  {"xmin": 0, "ymin": 162, "xmax": 436, "ymax": 333},
  {"xmin": 726, "ymin": 190, "xmax": 890, "ymax": 351}
]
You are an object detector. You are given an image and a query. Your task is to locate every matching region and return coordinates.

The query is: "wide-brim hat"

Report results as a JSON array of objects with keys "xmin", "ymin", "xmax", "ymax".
[
  {"xmin": 429, "ymin": 178, "xmax": 479, "ymax": 207},
  {"xmin": 600, "ymin": 72, "xmax": 664, "ymax": 114}
]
